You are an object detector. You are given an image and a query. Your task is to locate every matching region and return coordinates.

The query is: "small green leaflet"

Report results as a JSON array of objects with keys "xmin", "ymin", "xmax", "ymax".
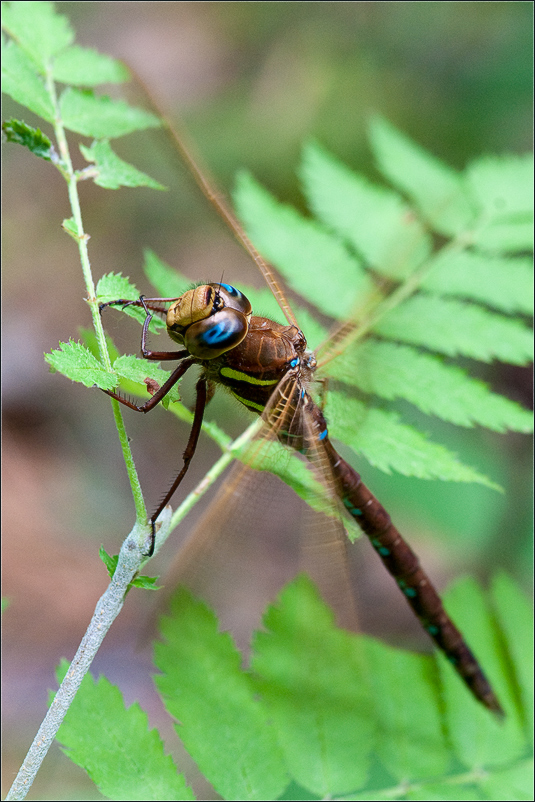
[
  {"xmin": 59, "ymin": 87, "xmax": 160, "ymax": 139},
  {"xmin": 79, "ymin": 140, "xmax": 166, "ymax": 191},
  {"xmin": 99, "ymin": 547, "xmax": 160, "ymax": 591},
  {"xmin": 45, "ymin": 340, "xmax": 116, "ymax": 390},
  {"xmin": 2, "ymin": 118, "xmax": 55, "ymax": 161},
  {"xmin": 368, "ymin": 115, "xmax": 475, "ymax": 236},
  {"xmin": 1, "ymin": 1, "xmax": 74, "ymax": 72},
  {"xmin": 54, "ymin": 660, "xmax": 192, "ymax": 800},
  {"xmin": 1, "ymin": 37, "xmax": 55, "ymax": 121},
  {"xmin": 52, "ymin": 44, "xmax": 130, "ymax": 86}
]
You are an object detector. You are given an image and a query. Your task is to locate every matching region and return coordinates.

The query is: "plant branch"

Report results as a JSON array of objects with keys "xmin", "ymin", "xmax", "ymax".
[{"xmin": 5, "ymin": 510, "xmax": 172, "ymax": 802}]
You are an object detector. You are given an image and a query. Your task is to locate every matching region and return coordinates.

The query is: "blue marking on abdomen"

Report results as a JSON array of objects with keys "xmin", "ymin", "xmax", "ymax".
[
  {"xmin": 318, "ymin": 428, "xmax": 328, "ymax": 441},
  {"xmin": 397, "ymin": 579, "xmax": 417, "ymax": 598},
  {"xmin": 343, "ymin": 497, "xmax": 362, "ymax": 516},
  {"xmin": 371, "ymin": 538, "xmax": 390, "ymax": 556}
]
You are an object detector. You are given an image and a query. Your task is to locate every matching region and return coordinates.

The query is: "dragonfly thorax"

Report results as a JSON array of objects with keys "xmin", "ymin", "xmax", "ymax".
[
  {"xmin": 204, "ymin": 310, "xmax": 313, "ymax": 419},
  {"xmin": 166, "ymin": 282, "xmax": 252, "ymax": 359}
]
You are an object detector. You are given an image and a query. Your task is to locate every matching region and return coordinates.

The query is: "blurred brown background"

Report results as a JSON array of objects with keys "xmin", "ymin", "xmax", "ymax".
[{"xmin": 2, "ymin": 2, "xmax": 532, "ymax": 799}]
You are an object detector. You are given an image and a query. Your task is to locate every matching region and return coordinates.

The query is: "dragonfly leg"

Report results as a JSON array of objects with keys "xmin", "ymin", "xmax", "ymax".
[
  {"xmin": 101, "ymin": 357, "xmax": 196, "ymax": 413},
  {"xmin": 147, "ymin": 375, "xmax": 208, "ymax": 555},
  {"xmin": 99, "ymin": 296, "xmax": 179, "ymax": 316},
  {"xmin": 137, "ymin": 296, "xmax": 190, "ymax": 361},
  {"xmin": 100, "ymin": 295, "xmax": 187, "ymax": 361}
]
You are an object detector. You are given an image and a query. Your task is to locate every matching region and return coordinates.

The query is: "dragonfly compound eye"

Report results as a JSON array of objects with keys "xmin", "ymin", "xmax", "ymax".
[
  {"xmin": 210, "ymin": 283, "xmax": 252, "ymax": 318},
  {"xmin": 184, "ymin": 309, "xmax": 250, "ymax": 359}
]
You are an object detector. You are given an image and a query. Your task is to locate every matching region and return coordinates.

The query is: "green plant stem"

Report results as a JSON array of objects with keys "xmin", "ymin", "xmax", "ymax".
[
  {"xmin": 5, "ymin": 510, "xmax": 172, "ymax": 802},
  {"xmin": 44, "ymin": 61, "xmax": 147, "ymax": 528}
]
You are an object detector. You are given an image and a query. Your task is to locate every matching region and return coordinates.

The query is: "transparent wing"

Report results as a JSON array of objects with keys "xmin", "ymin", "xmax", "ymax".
[{"xmin": 151, "ymin": 375, "xmax": 360, "ymax": 646}]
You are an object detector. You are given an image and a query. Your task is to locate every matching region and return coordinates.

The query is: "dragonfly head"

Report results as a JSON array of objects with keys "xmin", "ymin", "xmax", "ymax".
[{"xmin": 166, "ymin": 282, "xmax": 252, "ymax": 359}]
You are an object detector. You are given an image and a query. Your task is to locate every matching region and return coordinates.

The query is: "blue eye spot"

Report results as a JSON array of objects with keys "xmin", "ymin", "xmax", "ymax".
[
  {"xmin": 220, "ymin": 283, "xmax": 238, "ymax": 296},
  {"xmin": 202, "ymin": 321, "xmax": 234, "ymax": 344},
  {"xmin": 290, "ymin": 357, "xmax": 299, "ymax": 367}
]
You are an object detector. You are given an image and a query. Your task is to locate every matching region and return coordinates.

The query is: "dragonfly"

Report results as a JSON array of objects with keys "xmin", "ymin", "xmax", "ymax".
[{"xmin": 99, "ymin": 114, "xmax": 504, "ymax": 717}]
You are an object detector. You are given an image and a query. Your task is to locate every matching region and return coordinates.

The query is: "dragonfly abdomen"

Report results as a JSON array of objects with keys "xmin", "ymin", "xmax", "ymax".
[{"xmin": 319, "ymin": 434, "xmax": 503, "ymax": 715}]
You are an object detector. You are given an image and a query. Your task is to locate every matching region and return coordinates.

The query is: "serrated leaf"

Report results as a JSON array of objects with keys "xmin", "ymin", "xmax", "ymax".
[
  {"xmin": 362, "ymin": 639, "xmax": 448, "ymax": 782},
  {"xmin": 368, "ymin": 116, "xmax": 475, "ymax": 236},
  {"xmin": 234, "ymin": 170, "xmax": 372, "ymax": 320},
  {"xmin": 251, "ymin": 576, "xmax": 375, "ymax": 796},
  {"xmin": 326, "ymin": 340, "xmax": 533, "ymax": 432},
  {"xmin": 97, "ymin": 271, "xmax": 140, "ymax": 301},
  {"xmin": 327, "ymin": 393, "xmax": 499, "ymax": 487},
  {"xmin": 300, "ymin": 141, "xmax": 432, "ymax": 279},
  {"xmin": 1, "ymin": 1, "xmax": 74, "ymax": 72},
  {"xmin": 154, "ymin": 588, "xmax": 288, "ymax": 801},
  {"xmin": 375, "ymin": 294, "xmax": 533, "ymax": 364},
  {"xmin": 53, "ymin": 44, "xmax": 130, "ymax": 86},
  {"xmin": 422, "ymin": 251, "xmax": 534, "ymax": 315},
  {"xmin": 438, "ymin": 578, "xmax": 527, "ymax": 768},
  {"xmin": 59, "ymin": 87, "xmax": 160, "ymax": 139},
  {"xmin": 466, "ymin": 154, "xmax": 534, "ymax": 254},
  {"xmin": 45, "ymin": 340, "xmax": 116, "ymax": 389},
  {"xmin": 80, "ymin": 140, "xmax": 166, "ymax": 190},
  {"xmin": 405, "ymin": 780, "xmax": 481, "ymax": 800},
  {"xmin": 1, "ymin": 38, "xmax": 54, "ymax": 120},
  {"xmin": 54, "ymin": 661, "xmax": 193, "ymax": 800},
  {"xmin": 490, "ymin": 574, "xmax": 534, "ymax": 734},
  {"xmin": 2, "ymin": 118, "xmax": 54, "ymax": 160}
]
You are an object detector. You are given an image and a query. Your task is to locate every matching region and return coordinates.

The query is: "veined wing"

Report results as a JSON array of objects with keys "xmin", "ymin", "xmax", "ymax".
[{"xmin": 153, "ymin": 370, "xmax": 360, "ymax": 643}]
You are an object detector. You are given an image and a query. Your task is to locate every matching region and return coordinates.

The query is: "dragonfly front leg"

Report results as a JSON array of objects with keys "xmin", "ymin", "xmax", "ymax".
[
  {"xmin": 147, "ymin": 376, "xmax": 208, "ymax": 555},
  {"xmin": 100, "ymin": 293, "xmax": 194, "ymax": 412},
  {"xmin": 100, "ymin": 295, "xmax": 186, "ymax": 362}
]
